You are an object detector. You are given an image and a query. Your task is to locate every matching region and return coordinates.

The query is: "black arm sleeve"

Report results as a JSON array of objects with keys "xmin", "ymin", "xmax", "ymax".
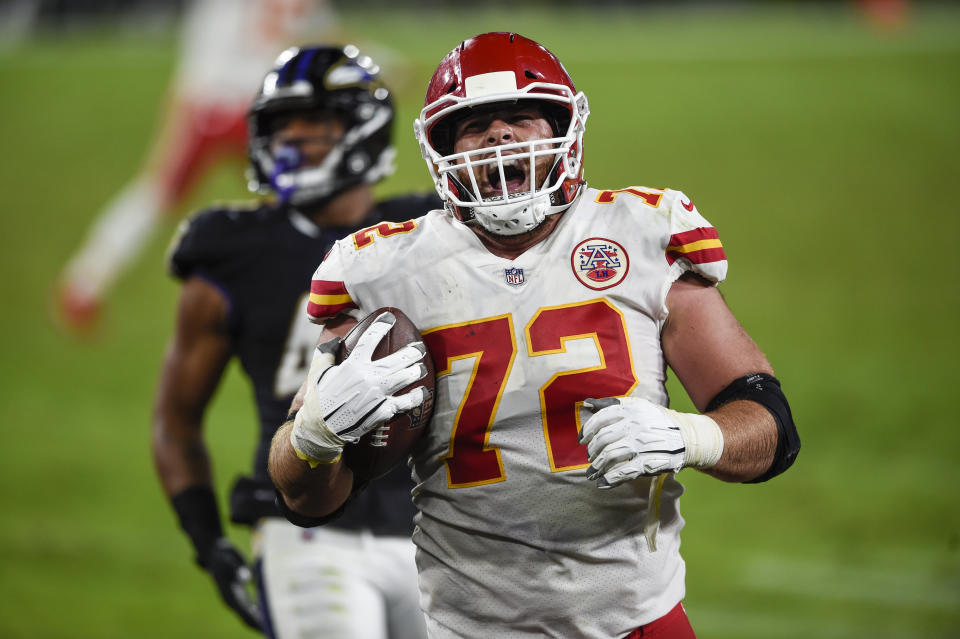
[
  {"xmin": 706, "ymin": 373, "xmax": 800, "ymax": 483},
  {"xmin": 170, "ymin": 484, "xmax": 224, "ymax": 564}
]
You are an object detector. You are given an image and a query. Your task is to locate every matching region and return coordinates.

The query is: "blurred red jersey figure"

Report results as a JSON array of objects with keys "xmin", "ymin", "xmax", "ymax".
[
  {"xmin": 55, "ymin": 0, "xmax": 338, "ymax": 337},
  {"xmin": 856, "ymin": 0, "xmax": 910, "ymax": 31}
]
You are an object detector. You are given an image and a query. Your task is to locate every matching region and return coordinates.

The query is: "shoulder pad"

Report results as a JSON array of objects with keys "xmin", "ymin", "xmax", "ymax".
[{"xmin": 167, "ymin": 203, "xmax": 268, "ymax": 280}]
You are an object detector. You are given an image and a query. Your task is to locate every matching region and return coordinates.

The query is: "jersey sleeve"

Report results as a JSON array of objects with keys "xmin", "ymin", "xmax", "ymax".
[
  {"xmin": 306, "ymin": 239, "xmax": 359, "ymax": 323},
  {"xmin": 663, "ymin": 189, "xmax": 728, "ymax": 284},
  {"xmin": 305, "ymin": 209, "xmax": 433, "ymax": 324}
]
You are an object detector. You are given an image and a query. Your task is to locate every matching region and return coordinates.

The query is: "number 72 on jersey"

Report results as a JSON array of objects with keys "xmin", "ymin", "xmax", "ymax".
[{"xmin": 421, "ymin": 298, "xmax": 638, "ymax": 489}]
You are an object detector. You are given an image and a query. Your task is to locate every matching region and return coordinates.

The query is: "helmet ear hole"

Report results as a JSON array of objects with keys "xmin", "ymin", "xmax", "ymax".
[{"xmin": 348, "ymin": 151, "xmax": 370, "ymax": 174}]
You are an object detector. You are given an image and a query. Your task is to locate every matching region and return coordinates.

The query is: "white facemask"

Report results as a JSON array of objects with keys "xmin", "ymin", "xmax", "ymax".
[{"xmin": 415, "ymin": 83, "xmax": 589, "ymax": 236}]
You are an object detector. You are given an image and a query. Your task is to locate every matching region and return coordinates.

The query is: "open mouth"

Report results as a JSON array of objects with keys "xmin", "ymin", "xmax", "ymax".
[{"xmin": 486, "ymin": 157, "xmax": 528, "ymax": 196}]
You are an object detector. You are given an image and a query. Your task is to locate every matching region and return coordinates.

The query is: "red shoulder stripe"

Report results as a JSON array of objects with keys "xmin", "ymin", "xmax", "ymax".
[
  {"xmin": 665, "ymin": 227, "xmax": 726, "ymax": 265},
  {"xmin": 307, "ymin": 279, "xmax": 356, "ymax": 319}
]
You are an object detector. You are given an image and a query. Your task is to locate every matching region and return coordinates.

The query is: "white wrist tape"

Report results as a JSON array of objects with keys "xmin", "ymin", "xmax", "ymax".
[
  {"xmin": 288, "ymin": 343, "xmax": 345, "ymax": 468},
  {"xmin": 291, "ymin": 411, "xmax": 345, "ymax": 467},
  {"xmin": 662, "ymin": 407, "xmax": 724, "ymax": 468}
]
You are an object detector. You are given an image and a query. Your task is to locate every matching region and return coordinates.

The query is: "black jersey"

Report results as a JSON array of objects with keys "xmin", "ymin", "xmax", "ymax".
[{"xmin": 168, "ymin": 193, "xmax": 441, "ymax": 535}]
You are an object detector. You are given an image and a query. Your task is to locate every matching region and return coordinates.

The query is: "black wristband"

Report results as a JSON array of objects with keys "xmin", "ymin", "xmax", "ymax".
[
  {"xmin": 274, "ymin": 490, "xmax": 347, "ymax": 528},
  {"xmin": 171, "ymin": 484, "xmax": 223, "ymax": 565},
  {"xmin": 273, "ymin": 476, "xmax": 369, "ymax": 529}
]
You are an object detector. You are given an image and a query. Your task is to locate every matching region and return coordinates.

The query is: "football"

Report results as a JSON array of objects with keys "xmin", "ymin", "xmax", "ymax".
[{"xmin": 338, "ymin": 307, "xmax": 435, "ymax": 480}]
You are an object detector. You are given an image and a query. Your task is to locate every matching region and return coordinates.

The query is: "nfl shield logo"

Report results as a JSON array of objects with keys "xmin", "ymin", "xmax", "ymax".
[{"xmin": 504, "ymin": 267, "xmax": 525, "ymax": 286}]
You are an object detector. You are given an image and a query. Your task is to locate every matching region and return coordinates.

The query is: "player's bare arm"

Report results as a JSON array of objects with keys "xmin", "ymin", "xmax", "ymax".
[
  {"xmin": 270, "ymin": 419, "xmax": 356, "ymax": 517},
  {"xmin": 152, "ymin": 276, "xmax": 233, "ymax": 495},
  {"xmin": 270, "ymin": 310, "xmax": 428, "ymax": 518},
  {"xmin": 152, "ymin": 275, "xmax": 264, "ymax": 629},
  {"xmin": 581, "ymin": 272, "xmax": 797, "ymax": 488},
  {"xmin": 269, "ymin": 313, "xmax": 357, "ymax": 518},
  {"xmin": 662, "ymin": 272, "xmax": 777, "ymax": 482}
]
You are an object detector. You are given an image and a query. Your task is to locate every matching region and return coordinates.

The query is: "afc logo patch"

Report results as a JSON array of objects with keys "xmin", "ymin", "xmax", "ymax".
[
  {"xmin": 571, "ymin": 237, "xmax": 629, "ymax": 290},
  {"xmin": 504, "ymin": 267, "xmax": 525, "ymax": 286}
]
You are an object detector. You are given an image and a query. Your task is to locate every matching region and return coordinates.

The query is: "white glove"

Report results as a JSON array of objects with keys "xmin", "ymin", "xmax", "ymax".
[
  {"xmin": 579, "ymin": 397, "xmax": 724, "ymax": 489},
  {"xmin": 291, "ymin": 311, "xmax": 429, "ymax": 466}
]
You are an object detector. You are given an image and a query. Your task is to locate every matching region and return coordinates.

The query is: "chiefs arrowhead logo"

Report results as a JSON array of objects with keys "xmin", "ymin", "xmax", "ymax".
[{"xmin": 681, "ymin": 198, "xmax": 695, "ymax": 212}]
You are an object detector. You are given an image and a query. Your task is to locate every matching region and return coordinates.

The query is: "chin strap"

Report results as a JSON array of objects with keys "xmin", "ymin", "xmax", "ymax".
[
  {"xmin": 462, "ymin": 191, "xmax": 578, "ymax": 236},
  {"xmin": 470, "ymin": 193, "xmax": 552, "ymax": 236}
]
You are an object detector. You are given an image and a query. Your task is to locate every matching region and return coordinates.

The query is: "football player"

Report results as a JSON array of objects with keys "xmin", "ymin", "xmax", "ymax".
[
  {"xmin": 152, "ymin": 45, "xmax": 436, "ymax": 638},
  {"xmin": 269, "ymin": 33, "xmax": 801, "ymax": 638},
  {"xmin": 55, "ymin": 0, "xmax": 339, "ymax": 336}
]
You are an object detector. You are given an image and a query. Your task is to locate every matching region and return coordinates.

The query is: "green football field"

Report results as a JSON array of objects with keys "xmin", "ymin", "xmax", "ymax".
[{"xmin": 1, "ymin": 4, "xmax": 958, "ymax": 638}]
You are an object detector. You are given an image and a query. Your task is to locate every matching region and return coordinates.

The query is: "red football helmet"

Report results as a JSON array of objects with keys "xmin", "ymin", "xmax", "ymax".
[{"xmin": 414, "ymin": 33, "xmax": 589, "ymax": 236}]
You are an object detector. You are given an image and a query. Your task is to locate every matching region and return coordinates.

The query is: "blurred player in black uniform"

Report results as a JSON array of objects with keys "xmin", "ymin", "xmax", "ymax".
[{"xmin": 152, "ymin": 45, "xmax": 437, "ymax": 638}]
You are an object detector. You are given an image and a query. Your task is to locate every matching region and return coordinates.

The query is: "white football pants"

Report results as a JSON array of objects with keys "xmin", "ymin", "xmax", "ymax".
[{"xmin": 253, "ymin": 518, "xmax": 427, "ymax": 639}]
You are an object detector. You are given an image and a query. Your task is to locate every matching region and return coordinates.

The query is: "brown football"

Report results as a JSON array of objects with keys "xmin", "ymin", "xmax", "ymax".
[{"xmin": 338, "ymin": 307, "xmax": 435, "ymax": 480}]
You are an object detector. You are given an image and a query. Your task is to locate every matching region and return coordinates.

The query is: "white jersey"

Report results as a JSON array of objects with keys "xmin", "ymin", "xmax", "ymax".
[
  {"xmin": 175, "ymin": 0, "xmax": 337, "ymax": 101},
  {"xmin": 308, "ymin": 186, "xmax": 728, "ymax": 638}
]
